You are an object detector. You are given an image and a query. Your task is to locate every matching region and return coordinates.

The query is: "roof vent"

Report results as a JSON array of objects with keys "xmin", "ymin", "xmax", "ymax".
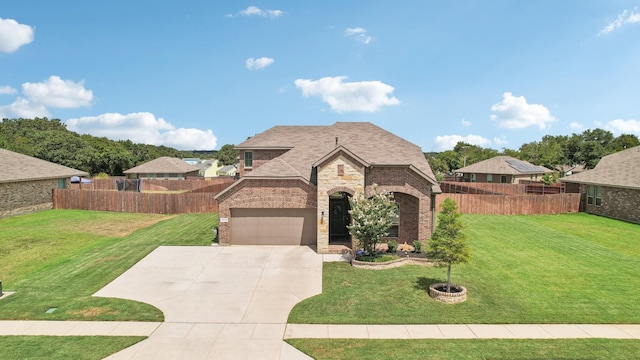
[{"xmin": 335, "ymin": 136, "xmax": 339, "ymax": 148}]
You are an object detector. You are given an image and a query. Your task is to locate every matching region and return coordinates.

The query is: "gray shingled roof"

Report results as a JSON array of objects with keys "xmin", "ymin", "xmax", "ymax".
[
  {"xmin": 561, "ymin": 145, "xmax": 640, "ymax": 189},
  {"xmin": 124, "ymin": 157, "xmax": 199, "ymax": 174},
  {"xmin": 235, "ymin": 122, "xmax": 439, "ymax": 188},
  {"xmin": 0, "ymin": 148, "xmax": 88, "ymax": 184},
  {"xmin": 454, "ymin": 156, "xmax": 553, "ymax": 175}
]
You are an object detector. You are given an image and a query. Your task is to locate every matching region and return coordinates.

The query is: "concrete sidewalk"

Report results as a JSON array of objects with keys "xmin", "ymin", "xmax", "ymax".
[
  {"xmin": 2, "ymin": 321, "xmax": 640, "ymax": 340},
  {"xmin": 285, "ymin": 323, "xmax": 640, "ymax": 339},
  {"xmin": 0, "ymin": 321, "xmax": 160, "ymax": 336}
]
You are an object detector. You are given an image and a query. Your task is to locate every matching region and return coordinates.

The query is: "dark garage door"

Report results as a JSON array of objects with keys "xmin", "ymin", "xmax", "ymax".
[{"xmin": 230, "ymin": 208, "xmax": 316, "ymax": 245}]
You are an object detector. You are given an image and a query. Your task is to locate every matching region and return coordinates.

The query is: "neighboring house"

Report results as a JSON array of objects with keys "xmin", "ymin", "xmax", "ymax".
[
  {"xmin": 556, "ymin": 164, "xmax": 585, "ymax": 178},
  {"xmin": 561, "ymin": 145, "xmax": 640, "ymax": 224},
  {"xmin": 0, "ymin": 148, "xmax": 88, "ymax": 217},
  {"xmin": 215, "ymin": 122, "xmax": 442, "ymax": 253},
  {"xmin": 124, "ymin": 157, "xmax": 200, "ymax": 180},
  {"xmin": 216, "ymin": 165, "xmax": 237, "ymax": 177},
  {"xmin": 196, "ymin": 159, "xmax": 224, "ymax": 178},
  {"xmin": 454, "ymin": 156, "xmax": 553, "ymax": 184}
]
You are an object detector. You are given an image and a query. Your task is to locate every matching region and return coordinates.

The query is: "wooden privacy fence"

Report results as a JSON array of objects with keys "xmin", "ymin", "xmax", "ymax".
[
  {"xmin": 53, "ymin": 189, "xmax": 218, "ymax": 214},
  {"xmin": 70, "ymin": 177, "xmax": 235, "ymax": 192},
  {"xmin": 435, "ymin": 193, "xmax": 581, "ymax": 215},
  {"xmin": 439, "ymin": 181, "xmax": 528, "ymax": 195}
]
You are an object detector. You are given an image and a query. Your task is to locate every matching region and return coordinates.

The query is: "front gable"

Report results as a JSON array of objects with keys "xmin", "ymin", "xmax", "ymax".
[{"xmin": 315, "ymin": 147, "xmax": 367, "ymax": 192}]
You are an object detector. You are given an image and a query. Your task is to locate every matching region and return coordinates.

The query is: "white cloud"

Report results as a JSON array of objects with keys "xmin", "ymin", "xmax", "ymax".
[
  {"xmin": 0, "ymin": 98, "xmax": 50, "ymax": 119},
  {"xmin": 0, "ymin": 85, "xmax": 17, "ymax": 95},
  {"xmin": 22, "ymin": 76, "xmax": 93, "ymax": 108},
  {"xmin": 294, "ymin": 76, "xmax": 400, "ymax": 113},
  {"xmin": 66, "ymin": 112, "xmax": 217, "ymax": 150},
  {"xmin": 493, "ymin": 135, "xmax": 508, "ymax": 146},
  {"xmin": 345, "ymin": 27, "xmax": 373, "ymax": 44},
  {"xmin": 233, "ymin": 6, "xmax": 284, "ymax": 18},
  {"xmin": 246, "ymin": 57, "xmax": 274, "ymax": 70},
  {"xmin": 433, "ymin": 134, "xmax": 492, "ymax": 151},
  {"xmin": 569, "ymin": 122, "xmax": 585, "ymax": 131},
  {"xmin": 606, "ymin": 118, "xmax": 640, "ymax": 135},
  {"xmin": 490, "ymin": 92, "xmax": 556, "ymax": 130},
  {"xmin": 461, "ymin": 118, "xmax": 471, "ymax": 127},
  {"xmin": 599, "ymin": 8, "xmax": 640, "ymax": 36},
  {"xmin": 0, "ymin": 18, "xmax": 34, "ymax": 53}
]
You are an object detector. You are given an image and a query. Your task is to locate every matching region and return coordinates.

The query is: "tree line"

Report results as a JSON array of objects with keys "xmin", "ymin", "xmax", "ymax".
[
  {"xmin": 427, "ymin": 128, "xmax": 639, "ymax": 176},
  {"xmin": 0, "ymin": 117, "xmax": 235, "ymax": 176}
]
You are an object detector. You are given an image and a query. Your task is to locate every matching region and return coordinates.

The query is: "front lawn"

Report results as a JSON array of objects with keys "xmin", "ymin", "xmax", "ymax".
[
  {"xmin": 289, "ymin": 213, "xmax": 640, "ymax": 324},
  {"xmin": 0, "ymin": 336, "xmax": 145, "ymax": 360},
  {"xmin": 0, "ymin": 210, "xmax": 217, "ymax": 321},
  {"xmin": 287, "ymin": 338, "xmax": 640, "ymax": 360}
]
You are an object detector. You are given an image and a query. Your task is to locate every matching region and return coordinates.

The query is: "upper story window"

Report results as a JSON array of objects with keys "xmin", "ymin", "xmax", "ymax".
[
  {"xmin": 244, "ymin": 151, "xmax": 253, "ymax": 168},
  {"xmin": 487, "ymin": 174, "xmax": 493, "ymax": 183}
]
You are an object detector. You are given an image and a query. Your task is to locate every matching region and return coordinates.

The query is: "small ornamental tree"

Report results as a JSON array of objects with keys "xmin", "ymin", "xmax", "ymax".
[
  {"xmin": 348, "ymin": 186, "xmax": 397, "ymax": 256},
  {"xmin": 427, "ymin": 198, "xmax": 470, "ymax": 293}
]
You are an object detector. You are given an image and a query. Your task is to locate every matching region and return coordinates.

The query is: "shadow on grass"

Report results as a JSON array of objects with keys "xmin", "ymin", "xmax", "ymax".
[{"xmin": 415, "ymin": 277, "xmax": 443, "ymax": 292}]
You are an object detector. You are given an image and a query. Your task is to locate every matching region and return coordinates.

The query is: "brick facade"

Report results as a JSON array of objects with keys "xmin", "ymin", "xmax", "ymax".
[
  {"xmin": 216, "ymin": 178, "xmax": 317, "ymax": 245},
  {"xmin": 239, "ymin": 149, "xmax": 289, "ymax": 177},
  {"xmin": 463, "ymin": 173, "xmax": 541, "ymax": 184},
  {"xmin": 219, "ymin": 156, "xmax": 436, "ymax": 252},
  {"xmin": 367, "ymin": 166, "xmax": 435, "ymax": 242},
  {"xmin": 0, "ymin": 179, "xmax": 61, "ymax": 217},
  {"xmin": 581, "ymin": 184, "xmax": 640, "ymax": 224}
]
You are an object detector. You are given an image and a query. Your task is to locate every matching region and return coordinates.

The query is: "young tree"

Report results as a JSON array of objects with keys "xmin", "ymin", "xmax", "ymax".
[
  {"xmin": 427, "ymin": 198, "xmax": 470, "ymax": 292},
  {"xmin": 348, "ymin": 186, "xmax": 397, "ymax": 256}
]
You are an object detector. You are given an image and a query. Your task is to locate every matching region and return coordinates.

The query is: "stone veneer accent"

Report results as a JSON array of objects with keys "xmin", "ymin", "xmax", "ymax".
[
  {"xmin": 316, "ymin": 153, "xmax": 365, "ymax": 253},
  {"xmin": 0, "ymin": 179, "xmax": 60, "ymax": 217},
  {"xmin": 581, "ymin": 184, "xmax": 640, "ymax": 224},
  {"xmin": 216, "ymin": 179, "xmax": 317, "ymax": 245}
]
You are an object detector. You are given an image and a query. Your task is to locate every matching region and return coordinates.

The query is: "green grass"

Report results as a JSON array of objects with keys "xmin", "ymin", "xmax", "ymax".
[
  {"xmin": 287, "ymin": 338, "xmax": 640, "ymax": 359},
  {"xmin": 0, "ymin": 210, "xmax": 217, "ymax": 321},
  {"xmin": 0, "ymin": 336, "xmax": 145, "ymax": 360},
  {"xmin": 289, "ymin": 213, "xmax": 640, "ymax": 324}
]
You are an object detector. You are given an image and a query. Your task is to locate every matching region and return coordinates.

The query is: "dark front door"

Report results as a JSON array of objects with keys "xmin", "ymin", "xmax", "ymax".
[{"xmin": 329, "ymin": 193, "xmax": 350, "ymax": 241}]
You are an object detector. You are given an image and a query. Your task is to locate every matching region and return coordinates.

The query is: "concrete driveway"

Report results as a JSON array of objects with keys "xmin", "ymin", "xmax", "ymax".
[{"xmin": 94, "ymin": 245, "xmax": 322, "ymax": 359}]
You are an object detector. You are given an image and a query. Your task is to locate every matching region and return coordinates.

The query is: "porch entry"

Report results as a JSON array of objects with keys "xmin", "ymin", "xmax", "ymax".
[{"xmin": 329, "ymin": 192, "xmax": 351, "ymax": 245}]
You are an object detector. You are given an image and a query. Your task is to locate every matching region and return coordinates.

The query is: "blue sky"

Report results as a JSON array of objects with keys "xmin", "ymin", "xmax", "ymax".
[{"xmin": 1, "ymin": 1, "xmax": 639, "ymax": 151}]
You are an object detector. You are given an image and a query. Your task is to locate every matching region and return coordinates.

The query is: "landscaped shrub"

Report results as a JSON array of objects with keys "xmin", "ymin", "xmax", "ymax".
[
  {"xmin": 412, "ymin": 240, "xmax": 422, "ymax": 253},
  {"xmin": 348, "ymin": 186, "xmax": 397, "ymax": 255},
  {"xmin": 387, "ymin": 239, "xmax": 398, "ymax": 253},
  {"xmin": 357, "ymin": 254, "xmax": 400, "ymax": 263}
]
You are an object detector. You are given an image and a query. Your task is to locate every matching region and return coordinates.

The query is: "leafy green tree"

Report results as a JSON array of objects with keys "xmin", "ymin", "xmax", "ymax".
[
  {"xmin": 348, "ymin": 186, "xmax": 397, "ymax": 256},
  {"xmin": 540, "ymin": 172, "xmax": 559, "ymax": 185},
  {"xmin": 611, "ymin": 134, "xmax": 640, "ymax": 152},
  {"xmin": 215, "ymin": 144, "xmax": 239, "ymax": 166},
  {"xmin": 427, "ymin": 198, "xmax": 470, "ymax": 293}
]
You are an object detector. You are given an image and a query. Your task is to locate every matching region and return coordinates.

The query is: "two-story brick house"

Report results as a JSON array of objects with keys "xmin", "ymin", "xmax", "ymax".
[{"xmin": 214, "ymin": 122, "xmax": 441, "ymax": 253}]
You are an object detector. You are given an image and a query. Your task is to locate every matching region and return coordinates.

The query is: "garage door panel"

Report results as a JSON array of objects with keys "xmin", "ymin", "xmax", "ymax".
[{"xmin": 231, "ymin": 208, "xmax": 316, "ymax": 246}]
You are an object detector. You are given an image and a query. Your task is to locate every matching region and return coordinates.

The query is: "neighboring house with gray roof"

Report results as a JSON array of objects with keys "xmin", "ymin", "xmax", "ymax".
[
  {"xmin": 0, "ymin": 148, "xmax": 88, "ymax": 217},
  {"xmin": 215, "ymin": 122, "xmax": 442, "ymax": 253},
  {"xmin": 454, "ymin": 156, "xmax": 553, "ymax": 184},
  {"xmin": 195, "ymin": 159, "xmax": 224, "ymax": 178},
  {"xmin": 216, "ymin": 165, "xmax": 237, "ymax": 177},
  {"xmin": 124, "ymin": 157, "xmax": 200, "ymax": 180},
  {"xmin": 561, "ymin": 145, "xmax": 640, "ymax": 224}
]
